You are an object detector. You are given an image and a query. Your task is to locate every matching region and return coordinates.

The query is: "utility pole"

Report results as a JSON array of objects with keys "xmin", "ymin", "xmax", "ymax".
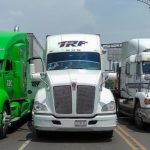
[{"xmin": 137, "ymin": 0, "xmax": 150, "ymax": 8}]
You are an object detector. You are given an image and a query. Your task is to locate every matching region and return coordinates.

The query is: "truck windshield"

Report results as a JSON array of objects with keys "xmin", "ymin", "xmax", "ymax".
[
  {"xmin": 47, "ymin": 52, "xmax": 101, "ymax": 70},
  {"xmin": 142, "ymin": 61, "xmax": 150, "ymax": 74},
  {"xmin": 0, "ymin": 60, "xmax": 3, "ymax": 70}
]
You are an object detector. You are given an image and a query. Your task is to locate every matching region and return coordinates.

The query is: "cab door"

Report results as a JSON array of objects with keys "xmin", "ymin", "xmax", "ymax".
[
  {"xmin": 12, "ymin": 44, "xmax": 27, "ymax": 98},
  {"xmin": 0, "ymin": 60, "xmax": 4, "ymax": 88},
  {"xmin": 4, "ymin": 59, "xmax": 13, "ymax": 98},
  {"xmin": 119, "ymin": 62, "xmax": 135, "ymax": 114}
]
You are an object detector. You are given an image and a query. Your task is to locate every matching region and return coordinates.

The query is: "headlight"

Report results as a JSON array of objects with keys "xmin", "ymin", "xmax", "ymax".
[
  {"xmin": 33, "ymin": 101, "xmax": 48, "ymax": 112},
  {"xmin": 101, "ymin": 101, "xmax": 116, "ymax": 112}
]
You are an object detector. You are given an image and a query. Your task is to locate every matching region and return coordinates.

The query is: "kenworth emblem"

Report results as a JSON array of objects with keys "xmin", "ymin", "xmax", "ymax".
[
  {"xmin": 71, "ymin": 82, "xmax": 76, "ymax": 91},
  {"xmin": 58, "ymin": 41, "xmax": 88, "ymax": 48}
]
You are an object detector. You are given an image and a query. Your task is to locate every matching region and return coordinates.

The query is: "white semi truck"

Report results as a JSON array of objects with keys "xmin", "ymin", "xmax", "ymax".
[
  {"xmin": 30, "ymin": 34, "xmax": 117, "ymax": 138},
  {"xmin": 117, "ymin": 39, "xmax": 150, "ymax": 128}
]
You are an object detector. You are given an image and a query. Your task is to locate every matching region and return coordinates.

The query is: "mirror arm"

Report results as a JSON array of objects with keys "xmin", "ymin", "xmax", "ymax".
[
  {"xmin": 100, "ymin": 75, "xmax": 109, "ymax": 87},
  {"xmin": 40, "ymin": 78, "xmax": 49, "ymax": 89}
]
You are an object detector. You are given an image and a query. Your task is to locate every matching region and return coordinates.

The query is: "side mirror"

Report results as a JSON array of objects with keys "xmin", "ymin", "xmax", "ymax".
[
  {"xmin": 31, "ymin": 73, "xmax": 42, "ymax": 81},
  {"xmin": 144, "ymin": 74, "xmax": 150, "ymax": 80},
  {"xmin": 28, "ymin": 57, "xmax": 45, "ymax": 73},
  {"xmin": 108, "ymin": 72, "xmax": 117, "ymax": 80},
  {"xmin": 30, "ymin": 64, "xmax": 46, "ymax": 81},
  {"xmin": 30, "ymin": 64, "xmax": 35, "ymax": 74},
  {"xmin": 30, "ymin": 63, "xmax": 40, "ymax": 80},
  {"xmin": 102, "ymin": 72, "xmax": 117, "ymax": 90},
  {"xmin": 101, "ymin": 72, "xmax": 116, "ymax": 87}
]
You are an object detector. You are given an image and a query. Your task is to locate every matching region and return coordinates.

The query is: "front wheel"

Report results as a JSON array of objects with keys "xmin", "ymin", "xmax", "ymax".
[
  {"xmin": 100, "ymin": 130, "xmax": 113, "ymax": 138},
  {"xmin": 104, "ymin": 130, "xmax": 113, "ymax": 138},
  {"xmin": 0, "ymin": 106, "xmax": 10, "ymax": 139},
  {"xmin": 134, "ymin": 102, "xmax": 144, "ymax": 129},
  {"xmin": 35, "ymin": 129, "xmax": 45, "ymax": 138}
]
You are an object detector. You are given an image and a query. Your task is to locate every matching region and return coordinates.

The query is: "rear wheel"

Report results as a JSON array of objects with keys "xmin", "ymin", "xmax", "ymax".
[
  {"xmin": 0, "ymin": 106, "xmax": 10, "ymax": 139},
  {"xmin": 134, "ymin": 102, "xmax": 144, "ymax": 129}
]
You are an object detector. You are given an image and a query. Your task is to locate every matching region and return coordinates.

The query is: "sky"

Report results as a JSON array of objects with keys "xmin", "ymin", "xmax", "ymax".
[{"xmin": 0, "ymin": 0, "xmax": 150, "ymax": 45}]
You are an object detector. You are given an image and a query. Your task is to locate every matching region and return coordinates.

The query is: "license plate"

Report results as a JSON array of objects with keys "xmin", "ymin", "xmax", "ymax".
[{"xmin": 74, "ymin": 120, "xmax": 87, "ymax": 127}]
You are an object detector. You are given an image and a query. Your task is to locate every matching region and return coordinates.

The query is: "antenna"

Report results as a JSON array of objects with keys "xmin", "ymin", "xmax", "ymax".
[
  {"xmin": 138, "ymin": 40, "xmax": 140, "ymax": 54},
  {"xmin": 137, "ymin": 0, "xmax": 150, "ymax": 8}
]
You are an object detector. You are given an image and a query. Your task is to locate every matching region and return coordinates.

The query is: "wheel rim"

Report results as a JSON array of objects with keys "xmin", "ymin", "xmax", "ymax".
[
  {"xmin": 2, "ymin": 109, "xmax": 8, "ymax": 132},
  {"xmin": 135, "ymin": 107, "xmax": 142, "ymax": 126}
]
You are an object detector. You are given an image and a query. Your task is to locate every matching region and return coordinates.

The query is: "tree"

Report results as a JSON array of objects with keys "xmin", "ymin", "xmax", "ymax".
[{"xmin": 137, "ymin": 0, "xmax": 150, "ymax": 8}]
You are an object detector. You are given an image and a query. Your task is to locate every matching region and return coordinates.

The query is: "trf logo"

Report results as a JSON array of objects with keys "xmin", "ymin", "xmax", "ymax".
[{"xmin": 58, "ymin": 41, "xmax": 88, "ymax": 47}]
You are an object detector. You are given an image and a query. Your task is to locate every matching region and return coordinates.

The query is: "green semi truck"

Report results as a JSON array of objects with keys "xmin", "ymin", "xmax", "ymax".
[{"xmin": 0, "ymin": 31, "xmax": 43, "ymax": 138}]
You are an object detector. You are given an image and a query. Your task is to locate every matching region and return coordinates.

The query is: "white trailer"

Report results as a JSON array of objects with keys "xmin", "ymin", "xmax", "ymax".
[
  {"xmin": 30, "ymin": 34, "xmax": 117, "ymax": 138},
  {"xmin": 27, "ymin": 33, "xmax": 44, "ymax": 101},
  {"xmin": 118, "ymin": 38, "xmax": 150, "ymax": 128}
]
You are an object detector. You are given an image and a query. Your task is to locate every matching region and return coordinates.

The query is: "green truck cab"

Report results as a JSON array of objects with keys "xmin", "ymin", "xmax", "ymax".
[{"xmin": 0, "ymin": 31, "xmax": 43, "ymax": 138}]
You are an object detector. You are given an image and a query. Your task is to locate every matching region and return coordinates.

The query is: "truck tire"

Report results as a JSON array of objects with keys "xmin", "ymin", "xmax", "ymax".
[
  {"xmin": 100, "ymin": 130, "xmax": 113, "ymax": 138},
  {"xmin": 0, "ymin": 106, "xmax": 9, "ymax": 139},
  {"xmin": 35, "ymin": 129, "xmax": 45, "ymax": 138},
  {"xmin": 117, "ymin": 110, "xmax": 125, "ymax": 118},
  {"xmin": 134, "ymin": 102, "xmax": 144, "ymax": 129},
  {"xmin": 104, "ymin": 130, "xmax": 113, "ymax": 138},
  {"xmin": 116, "ymin": 98, "xmax": 125, "ymax": 118}
]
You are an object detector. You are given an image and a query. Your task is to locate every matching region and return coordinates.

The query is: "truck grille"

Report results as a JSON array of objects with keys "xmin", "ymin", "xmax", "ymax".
[
  {"xmin": 77, "ymin": 85, "xmax": 95, "ymax": 114},
  {"xmin": 53, "ymin": 85, "xmax": 72, "ymax": 114}
]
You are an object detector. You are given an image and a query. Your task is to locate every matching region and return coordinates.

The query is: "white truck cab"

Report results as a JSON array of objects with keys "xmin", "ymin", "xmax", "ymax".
[
  {"xmin": 118, "ymin": 39, "xmax": 150, "ymax": 128},
  {"xmin": 30, "ymin": 34, "xmax": 117, "ymax": 138}
]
